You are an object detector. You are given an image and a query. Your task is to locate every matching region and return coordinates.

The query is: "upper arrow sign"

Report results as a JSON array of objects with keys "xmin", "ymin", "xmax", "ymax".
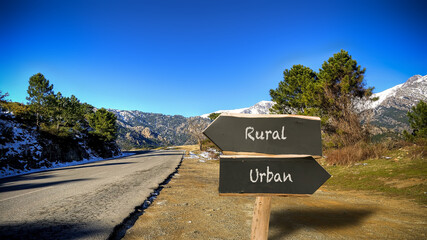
[{"xmin": 203, "ymin": 113, "xmax": 322, "ymax": 156}]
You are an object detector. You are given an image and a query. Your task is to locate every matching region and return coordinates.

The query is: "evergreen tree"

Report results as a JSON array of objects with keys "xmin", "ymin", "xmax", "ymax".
[
  {"xmin": 87, "ymin": 108, "xmax": 118, "ymax": 141},
  {"xmin": 269, "ymin": 64, "xmax": 321, "ymax": 115},
  {"xmin": 208, "ymin": 112, "xmax": 221, "ymax": 120},
  {"xmin": 269, "ymin": 50, "xmax": 375, "ymax": 147},
  {"xmin": 0, "ymin": 91, "xmax": 9, "ymax": 102},
  {"xmin": 318, "ymin": 49, "xmax": 374, "ymax": 119},
  {"xmin": 26, "ymin": 73, "xmax": 54, "ymax": 130},
  {"xmin": 317, "ymin": 50, "xmax": 374, "ymax": 146},
  {"xmin": 46, "ymin": 92, "xmax": 65, "ymax": 133},
  {"xmin": 404, "ymin": 101, "xmax": 427, "ymax": 140}
]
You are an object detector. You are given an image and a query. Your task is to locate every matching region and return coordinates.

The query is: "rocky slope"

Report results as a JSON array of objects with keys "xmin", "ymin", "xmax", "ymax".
[
  {"xmin": 366, "ymin": 75, "xmax": 426, "ymax": 132},
  {"xmin": 201, "ymin": 75, "xmax": 427, "ymax": 133},
  {"xmin": 109, "ymin": 109, "xmax": 210, "ymax": 150},
  {"xmin": 0, "ymin": 111, "xmax": 121, "ymax": 178}
]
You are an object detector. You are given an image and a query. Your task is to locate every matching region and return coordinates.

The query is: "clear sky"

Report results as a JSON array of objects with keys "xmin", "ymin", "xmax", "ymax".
[{"xmin": 1, "ymin": 0, "xmax": 426, "ymax": 117}]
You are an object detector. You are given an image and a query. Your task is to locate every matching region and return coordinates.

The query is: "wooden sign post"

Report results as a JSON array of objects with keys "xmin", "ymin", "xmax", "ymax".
[{"xmin": 203, "ymin": 113, "xmax": 330, "ymax": 240}]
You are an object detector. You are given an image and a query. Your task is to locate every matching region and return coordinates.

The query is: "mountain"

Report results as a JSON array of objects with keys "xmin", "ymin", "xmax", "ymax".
[
  {"xmin": 365, "ymin": 74, "xmax": 426, "ymax": 132},
  {"xmin": 201, "ymin": 101, "xmax": 274, "ymax": 118},
  {"xmin": 201, "ymin": 75, "xmax": 427, "ymax": 132},
  {"xmin": 109, "ymin": 109, "xmax": 210, "ymax": 150}
]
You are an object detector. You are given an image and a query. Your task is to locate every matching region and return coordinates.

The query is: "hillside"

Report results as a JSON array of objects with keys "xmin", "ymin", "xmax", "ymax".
[
  {"xmin": 109, "ymin": 109, "xmax": 210, "ymax": 150},
  {"xmin": 0, "ymin": 111, "xmax": 122, "ymax": 178}
]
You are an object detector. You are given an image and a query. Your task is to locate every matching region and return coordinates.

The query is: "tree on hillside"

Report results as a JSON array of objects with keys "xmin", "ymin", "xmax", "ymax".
[
  {"xmin": 208, "ymin": 112, "xmax": 221, "ymax": 121},
  {"xmin": 26, "ymin": 73, "xmax": 54, "ymax": 130},
  {"xmin": 269, "ymin": 64, "xmax": 321, "ymax": 115},
  {"xmin": 188, "ymin": 117, "xmax": 207, "ymax": 150},
  {"xmin": 269, "ymin": 50, "xmax": 375, "ymax": 147},
  {"xmin": 404, "ymin": 101, "xmax": 427, "ymax": 140},
  {"xmin": 317, "ymin": 50, "xmax": 374, "ymax": 146},
  {"xmin": 46, "ymin": 92, "xmax": 61, "ymax": 133},
  {"xmin": 0, "ymin": 91, "xmax": 9, "ymax": 111},
  {"xmin": 87, "ymin": 108, "xmax": 118, "ymax": 141},
  {"xmin": 318, "ymin": 50, "xmax": 373, "ymax": 119},
  {"xmin": 0, "ymin": 91, "xmax": 9, "ymax": 102}
]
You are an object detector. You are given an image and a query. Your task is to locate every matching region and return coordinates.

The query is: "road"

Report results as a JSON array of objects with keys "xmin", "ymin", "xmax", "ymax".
[{"xmin": 0, "ymin": 150, "xmax": 183, "ymax": 240}]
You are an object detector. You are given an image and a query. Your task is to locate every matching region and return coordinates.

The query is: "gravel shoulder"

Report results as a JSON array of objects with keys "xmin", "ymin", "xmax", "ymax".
[{"xmin": 123, "ymin": 153, "xmax": 427, "ymax": 240}]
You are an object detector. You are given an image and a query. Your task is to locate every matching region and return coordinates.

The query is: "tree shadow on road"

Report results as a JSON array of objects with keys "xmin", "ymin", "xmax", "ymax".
[
  {"xmin": 0, "ymin": 178, "xmax": 93, "ymax": 193},
  {"xmin": 0, "ymin": 221, "xmax": 106, "ymax": 240},
  {"xmin": 268, "ymin": 207, "xmax": 375, "ymax": 239}
]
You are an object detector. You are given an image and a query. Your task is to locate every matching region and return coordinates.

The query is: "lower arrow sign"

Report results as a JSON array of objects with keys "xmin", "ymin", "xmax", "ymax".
[{"xmin": 219, "ymin": 156, "xmax": 330, "ymax": 195}]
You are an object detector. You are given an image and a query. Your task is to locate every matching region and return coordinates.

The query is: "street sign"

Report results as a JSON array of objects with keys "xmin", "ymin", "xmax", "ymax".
[
  {"xmin": 203, "ymin": 114, "xmax": 322, "ymax": 156},
  {"xmin": 219, "ymin": 155, "xmax": 330, "ymax": 195}
]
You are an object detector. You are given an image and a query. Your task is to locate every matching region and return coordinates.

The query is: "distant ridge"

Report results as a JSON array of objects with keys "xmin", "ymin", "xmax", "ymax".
[
  {"xmin": 201, "ymin": 100, "xmax": 274, "ymax": 118},
  {"xmin": 108, "ymin": 109, "xmax": 210, "ymax": 150}
]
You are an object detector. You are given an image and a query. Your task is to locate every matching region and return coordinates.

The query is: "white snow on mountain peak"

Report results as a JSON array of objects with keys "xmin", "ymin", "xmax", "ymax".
[
  {"xmin": 369, "ymin": 83, "xmax": 404, "ymax": 109},
  {"xmin": 201, "ymin": 101, "xmax": 274, "ymax": 118}
]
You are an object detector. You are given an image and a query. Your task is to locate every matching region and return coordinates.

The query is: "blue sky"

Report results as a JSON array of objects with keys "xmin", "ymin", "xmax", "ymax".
[{"xmin": 1, "ymin": 0, "xmax": 426, "ymax": 117}]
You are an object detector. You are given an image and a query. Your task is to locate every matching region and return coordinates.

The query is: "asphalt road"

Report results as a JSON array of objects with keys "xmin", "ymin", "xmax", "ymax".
[{"xmin": 0, "ymin": 150, "xmax": 183, "ymax": 240}]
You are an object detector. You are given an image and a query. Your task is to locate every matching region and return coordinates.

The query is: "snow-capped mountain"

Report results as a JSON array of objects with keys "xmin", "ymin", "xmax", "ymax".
[
  {"xmin": 366, "ymin": 74, "xmax": 426, "ymax": 131},
  {"xmin": 367, "ymin": 75, "xmax": 426, "ymax": 110},
  {"xmin": 201, "ymin": 75, "xmax": 426, "ymax": 132},
  {"xmin": 201, "ymin": 100, "xmax": 274, "ymax": 118}
]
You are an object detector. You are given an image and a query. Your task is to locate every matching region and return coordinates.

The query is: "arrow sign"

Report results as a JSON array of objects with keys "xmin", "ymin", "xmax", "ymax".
[
  {"xmin": 219, "ymin": 156, "xmax": 330, "ymax": 195},
  {"xmin": 203, "ymin": 114, "xmax": 322, "ymax": 156}
]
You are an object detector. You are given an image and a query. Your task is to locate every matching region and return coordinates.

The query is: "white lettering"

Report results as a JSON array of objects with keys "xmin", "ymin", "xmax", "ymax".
[
  {"xmin": 249, "ymin": 166, "xmax": 293, "ymax": 184},
  {"xmin": 245, "ymin": 127, "xmax": 255, "ymax": 141},
  {"xmin": 265, "ymin": 130, "xmax": 272, "ymax": 140},
  {"xmin": 244, "ymin": 126, "xmax": 287, "ymax": 141},
  {"xmin": 259, "ymin": 172, "xmax": 266, "ymax": 182},
  {"xmin": 272, "ymin": 130, "xmax": 280, "ymax": 140},
  {"xmin": 256, "ymin": 131, "xmax": 265, "ymax": 140},
  {"xmin": 281, "ymin": 126, "xmax": 287, "ymax": 140},
  {"xmin": 274, "ymin": 173, "xmax": 282, "ymax": 182},
  {"xmin": 250, "ymin": 169, "xmax": 259, "ymax": 183},
  {"xmin": 283, "ymin": 172, "xmax": 293, "ymax": 182},
  {"xmin": 267, "ymin": 166, "xmax": 274, "ymax": 183}
]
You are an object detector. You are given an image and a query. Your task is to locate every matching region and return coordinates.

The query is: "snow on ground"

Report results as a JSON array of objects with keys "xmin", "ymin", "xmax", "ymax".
[
  {"xmin": 1, "ymin": 111, "xmax": 135, "ymax": 179},
  {"xmin": 0, "ymin": 152, "xmax": 135, "ymax": 179},
  {"xmin": 185, "ymin": 148, "xmax": 221, "ymax": 163}
]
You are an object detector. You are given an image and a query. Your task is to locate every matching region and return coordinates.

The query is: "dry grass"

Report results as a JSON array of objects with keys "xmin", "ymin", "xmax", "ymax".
[
  {"xmin": 172, "ymin": 145, "xmax": 199, "ymax": 155},
  {"xmin": 324, "ymin": 138, "xmax": 426, "ymax": 165},
  {"xmin": 325, "ymin": 142, "xmax": 384, "ymax": 165}
]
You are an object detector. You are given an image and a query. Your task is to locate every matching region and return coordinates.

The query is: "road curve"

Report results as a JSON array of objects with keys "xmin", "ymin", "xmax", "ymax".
[{"xmin": 0, "ymin": 150, "xmax": 183, "ymax": 240}]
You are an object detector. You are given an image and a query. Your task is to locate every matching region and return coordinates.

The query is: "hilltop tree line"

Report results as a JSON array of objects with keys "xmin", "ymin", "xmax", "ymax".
[{"xmin": 1, "ymin": 73, "xmax": 117, "ymax": 142}]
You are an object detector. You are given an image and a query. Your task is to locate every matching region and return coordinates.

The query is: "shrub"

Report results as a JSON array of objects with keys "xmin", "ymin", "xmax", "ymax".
[{"xmin": 325, "ymin": 141, "xmax": 385, "ymax": 165}]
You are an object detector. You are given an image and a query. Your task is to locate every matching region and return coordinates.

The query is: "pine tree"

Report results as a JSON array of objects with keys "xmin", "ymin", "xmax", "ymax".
[
  {"xmin": 269, "ymin": 64, "xmax": 321, "ymax": 115},
  {"xmin": 87, "ymin": 108, "xmax": 118, "ymax": 141},
  {"xmin": 269, "ymin": 50, "xmax": 375, "ymax": 147},
  {"xmin": 318, "ymin": 49, "xmax": 373, "ymax": 119},
  {"xmin": 26, "ymin": 73, "xmax": 54, "ymax": 130},
  {"xmin": 46, "ymin": 92, "xmax": 65, "ymax": 133},
  {"xmin": 404, "ymin": 101, "xmax": 427, "ymax": 140},
  {"xmin": 208, "ymin": 112, "xmax": 221, "ymax": 120},
  {"xmin": 317, "ymin": 50, "xmax": 374, "ymax": 146}
]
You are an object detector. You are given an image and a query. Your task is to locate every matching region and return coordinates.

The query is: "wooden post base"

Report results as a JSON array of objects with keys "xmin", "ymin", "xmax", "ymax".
[{"xmin": 250, "ymin": 196, "xmax": 272, "ymax": 240}]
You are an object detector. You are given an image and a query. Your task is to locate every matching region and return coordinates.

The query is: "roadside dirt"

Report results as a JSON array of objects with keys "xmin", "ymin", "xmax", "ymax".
[{"xmin": 123, "ymin": 155, "xmax": 427, "ymax": 240}]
